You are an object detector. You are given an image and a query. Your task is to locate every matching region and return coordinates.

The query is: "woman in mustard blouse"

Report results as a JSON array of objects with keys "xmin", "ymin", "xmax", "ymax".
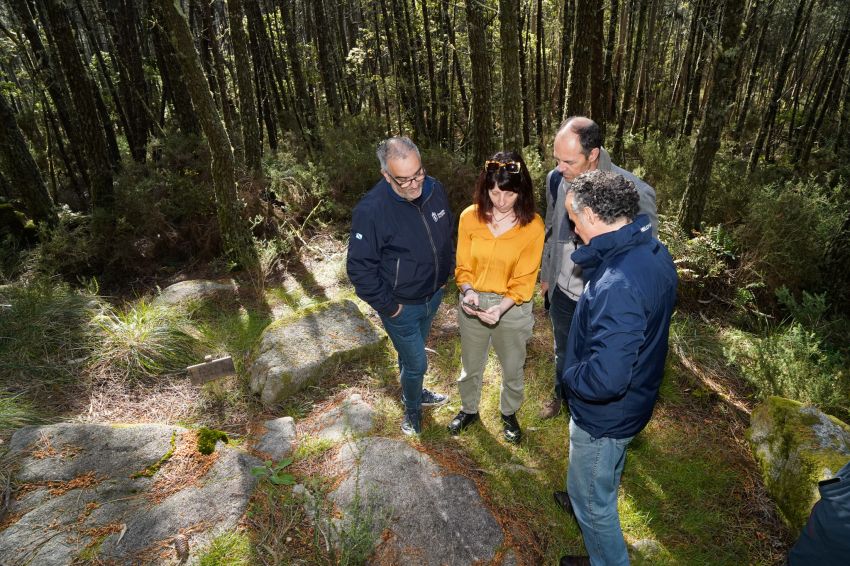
[{"xmin": 448, "ymin": 151, "xmax": 545, "ymax": 443}]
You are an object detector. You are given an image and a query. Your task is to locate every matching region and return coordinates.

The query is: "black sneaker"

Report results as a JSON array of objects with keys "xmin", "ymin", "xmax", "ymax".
[
  {"xmin": 447, "ymin": 411, "xmax": 479, "ymax": 435},
  {"xmin": 401, "ymin": 408, "xmax": 421, "ymax": 436},
  {"xmin": 502, "ymin": 412, "xmax": 522, "ymax": 444},
  {"xmin": 419, "ymin": 388, "xmax": 449, "ymax": 407}
]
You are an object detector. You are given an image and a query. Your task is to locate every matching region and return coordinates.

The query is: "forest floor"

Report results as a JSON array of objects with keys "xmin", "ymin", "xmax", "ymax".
[{"xmin": 2, "ymin": 235, "xmax": 793, "ymax": 565}]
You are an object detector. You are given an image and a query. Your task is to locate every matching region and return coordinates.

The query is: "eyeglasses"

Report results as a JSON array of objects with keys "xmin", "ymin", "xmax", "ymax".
[
  {"xmin": 485, "ymin": 160, "xmax": 521, "ymax": 174},
  {"xmin": 387, "ymin": 167, "xmax": 426, "ymax": 188}
]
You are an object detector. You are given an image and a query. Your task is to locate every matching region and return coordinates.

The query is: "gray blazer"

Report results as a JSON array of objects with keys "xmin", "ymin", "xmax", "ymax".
[{"xmin": 540, "ymin": 148, "xmax": 658, "ymax": 301}]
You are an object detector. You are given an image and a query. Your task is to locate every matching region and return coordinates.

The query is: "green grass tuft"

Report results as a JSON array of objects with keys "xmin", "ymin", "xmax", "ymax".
[{"xmin": 198, "ymin": 530, "xmax": 251, "ymax": 566}]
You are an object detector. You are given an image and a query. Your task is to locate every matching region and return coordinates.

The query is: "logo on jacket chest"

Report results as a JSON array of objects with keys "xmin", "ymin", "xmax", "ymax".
[{"xmin": 431, "ymin": 209, "xmax": 446, "ymax": 223}]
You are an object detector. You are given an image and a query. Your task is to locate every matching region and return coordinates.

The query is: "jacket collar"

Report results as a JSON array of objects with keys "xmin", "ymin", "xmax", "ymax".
[{"xmin": 572, "ymin": 214, "xmax": 652, "ymax": 272}]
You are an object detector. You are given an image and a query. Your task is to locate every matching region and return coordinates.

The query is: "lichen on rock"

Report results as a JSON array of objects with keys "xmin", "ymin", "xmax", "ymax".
[{"xmin": 748, "ymin": 396, "xmax": 850, "ymax": 533}]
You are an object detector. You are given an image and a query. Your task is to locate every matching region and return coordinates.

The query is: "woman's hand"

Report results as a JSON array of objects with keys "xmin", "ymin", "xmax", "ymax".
[
  {"xmin": 460, "ymin": 289, "xmax": 480, "ymax": 316},
  {"xmin": 477, "ymin": 297, "xmax": 515, "ymax": 325}
]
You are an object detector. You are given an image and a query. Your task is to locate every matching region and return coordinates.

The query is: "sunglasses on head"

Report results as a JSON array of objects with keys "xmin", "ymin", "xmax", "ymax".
[{"xmin": 485, "ymin": 160, "xmax": 520, "ymax": 174}]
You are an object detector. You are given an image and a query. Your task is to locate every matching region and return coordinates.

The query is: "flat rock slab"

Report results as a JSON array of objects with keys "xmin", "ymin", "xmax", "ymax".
[
  {"xmin": 249, "ymin": 300, "xmax": 384, "ymax": 405},
  {"xmin": 0, "ymin": 423, "xmax": 259, "ymax": 565},
  {"xmin": 330, "ymin": 438, "xmax": 507, "ymax": 566},
  {"xmin": 254, "ymin": 416, "xmax": 297, "ymax": 461},
  {"xmin": 153, "ymin": 279, "xmax": 238, "ymax": 307},
  {"xmin": 315, "ymin": 393, "xmax": 375, "ymax": 441}
]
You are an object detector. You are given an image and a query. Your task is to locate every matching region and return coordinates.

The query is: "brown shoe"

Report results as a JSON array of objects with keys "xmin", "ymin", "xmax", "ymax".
[{"xmin": 538, "ymin": 396, "xmax": 562, "ymax": 419}]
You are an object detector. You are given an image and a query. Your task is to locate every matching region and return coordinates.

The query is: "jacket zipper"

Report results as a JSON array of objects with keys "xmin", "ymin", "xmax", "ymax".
[
  {"xmin": 410, "ymin": 187, "xmax": 440, "ymax": 294},
  {"xmin": 392, "ymin": 258, "xmax": 400, "ymax": 290}
]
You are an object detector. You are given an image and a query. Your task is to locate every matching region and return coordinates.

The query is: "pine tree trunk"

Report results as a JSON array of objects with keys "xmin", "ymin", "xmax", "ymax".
[
  {"xmin": 227, "ymin": 0, "xmax": 262, "ymax": 176},
  {"xmin": 734, "ymin": 1, "xmax": 774, "ymax": 140},
  {"xmin": 601, "ymin": 0, "xmax": 619, "ymax": 137},
  {"xmin": 422, "ymin": 0, "xmax": 437, "ymax": 133},
  {"xmin": 41, "ymin": 0, "xmax": 115, "ymax": 211},
  {"xmin": 557, "ymin": 0, "xmax": 573, "ymax": 122},
  {"xmin": 677, "ymin": 0, "xmax": 745, "ymax": 233},
  {"xmin": 313, "ymin": 0, "xmax": 343, "ymax": 124},
  {"xmin": 612, "ymin": 0, "xmax": 647, "ymax": 161},
  {"xmin": 589, "ymin": 1, "xmax": 605, "ymax": 124},
  {"xmin": 151, "ymin": 0, "xmax": 258, "ymax": 272},
  {"xmin": 0, "ymin": 90, "xmax": 55, "ymax": 223},
  {"xmin": 151, "ymin": 23, "xmax": 200, "ymax": 135},
  {"xmin": 500, "ymin": 0, "xmax": 523, "ymax": 150},
  {"xmin": 748, "ymin": 0, "xmax": 810, "ymax": 174},
  {"xmin": 281, "ymin": 0, "xmax": 320, "ymax": 148},
  {"xmin": 466, "ymin": 0, "xmax": 493, "ymax": 163}
]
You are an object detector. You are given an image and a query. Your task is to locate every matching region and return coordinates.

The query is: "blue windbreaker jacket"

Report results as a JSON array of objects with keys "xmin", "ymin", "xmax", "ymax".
[
  {"xmin": 346, "ymin": 176, "xmax": 455, "ymax": 317},
  {"xmin": 559, "ymin": 214, "xmax": 678, "ymax": 438}
]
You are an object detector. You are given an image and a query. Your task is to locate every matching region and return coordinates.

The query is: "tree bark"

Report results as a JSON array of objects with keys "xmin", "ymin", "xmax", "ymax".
[
  {"xmin": 466, "ymin": 0, "xmax": 493, "ymax": 163},
  {"xmin": 748, "ymin": 0, "xmax": 810, "ymax": 174},
  {"xmin": 41, "ymin": 0, "xmax": 115, "ymax": 211},
  {"xmin": 228, "ymin": 0, "xmax": 262, "ymax": 176},
  {"xmin": 151, "ymin": 0, "xmax": 258, "ymax": 271},
  {"xmin": 612, "ymin": 0, "xmax": 647, "ymax": 161},
  {"xmin": 500, "ymin": 0, "xmax": 523, "ymax": 150},
  {"xmin": 0, "ymin": 90, "xmax": 55, "ymax": 223},
  {"xmin": 677, "ymin": 0, "xmax": 745, "ymax": 233}
]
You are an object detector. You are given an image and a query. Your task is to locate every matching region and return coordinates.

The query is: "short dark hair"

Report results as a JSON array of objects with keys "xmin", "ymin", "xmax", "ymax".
[
  {"xmin": 568, "ymin": 170, "xmax": 639, "ymax": 224},
  {"xmin": 558, "ymin": 117, "xmax": 602, "ymax": 157},
  {"xmin": 473, "ymin": 150, "xmax": 536, "ymax": 226}
]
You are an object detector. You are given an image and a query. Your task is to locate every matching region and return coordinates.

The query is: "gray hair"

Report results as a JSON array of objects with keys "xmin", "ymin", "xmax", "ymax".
[
  {"xmin": 376, "ymin": 136, "xmax": 420, "ymax": 171},
  {"xmin": 568, "ymin": 170, "xmax": 639, "ymax": 224}
]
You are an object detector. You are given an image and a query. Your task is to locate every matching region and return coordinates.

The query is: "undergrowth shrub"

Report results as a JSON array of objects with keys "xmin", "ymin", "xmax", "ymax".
[
  {"xmin": 734, "ymin": 178, "xmax": 845, "ymax": 298},
  {"xmin": 0, "ymin": 278, "xmax": 101, "ymax": 392},
  {"xmin": 88, "ymin": 299, "xmax": 204, "ymax": 382},
  {"xmin": 723, "ymin": 323, "xmax": 848, "ymax": 418},
  {"xmin": 659, "ymin": 216, "xmax": 764, "ymax": 322}
]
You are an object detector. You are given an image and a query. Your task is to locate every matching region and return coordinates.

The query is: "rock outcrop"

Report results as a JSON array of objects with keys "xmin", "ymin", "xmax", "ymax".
[
  {"xmin": 153, "ymin": 279, "xmax": 238, "ymax": 307},
  {"xmin": 748, "ymin": 396, "xmax": 850, "ymax": 532},
  {"xmin": 0, "ymin": 423, "xmax": 259, "ymax": 564},
  {"xmin": 249, "ymin": 300, "xmax": 384, "ymax": 405},
  {"xmin": 328, "ymin": 437, "xmax": 507, "ymax": 565}
]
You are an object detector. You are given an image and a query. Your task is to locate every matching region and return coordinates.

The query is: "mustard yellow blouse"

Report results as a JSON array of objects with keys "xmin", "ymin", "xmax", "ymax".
[{"xmin": 455, "ymin": 204, "xmax": 545, "ymax": 305}]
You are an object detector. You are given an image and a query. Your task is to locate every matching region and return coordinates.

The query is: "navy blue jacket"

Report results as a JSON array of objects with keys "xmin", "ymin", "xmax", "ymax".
[
  {"xmin": 347, "ymin": 176, "xmax": 455, "ymax": 318},
  {"xmin": 559, "ymin": 215, "xmax": 678, "ymax": 438}
]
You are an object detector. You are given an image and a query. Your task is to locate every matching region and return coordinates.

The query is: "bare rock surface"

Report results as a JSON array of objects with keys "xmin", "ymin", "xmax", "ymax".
[
  {"xmin": 153, "ymin": 279, "xmax": 238, "ymax": 307},
  {"xmin": 249, "ymin": 300, "xmax": 384, "ymax": 405},
  {"xmin": 0, "ymin": 423, "xmax": 259, "ymax": 565},
  {"xmin": 315, "ymin": 393, "xmax": 375, "ymax": 440},
  {"xmin": 254, "ymin": 416, "xmax": 297, "ymax": 460},
  {"xmin": 329, "ymin": 437, "xmax": 507, "ymax": 566}
]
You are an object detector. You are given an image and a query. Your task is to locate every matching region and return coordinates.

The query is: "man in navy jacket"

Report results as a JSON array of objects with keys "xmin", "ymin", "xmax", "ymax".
[
  {"xmin": 555, "ymin": 170, "xmax": 677, "ymax": 566},
  {"xmin": 347, "ymin": 136, "xmax": 454, "ymax": 435}
]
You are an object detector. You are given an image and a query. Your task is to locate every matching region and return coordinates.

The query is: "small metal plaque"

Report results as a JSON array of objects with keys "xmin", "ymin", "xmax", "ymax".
[{"xmin": 187, "ymin": 355, "xmax": 235, "ymax": 385}]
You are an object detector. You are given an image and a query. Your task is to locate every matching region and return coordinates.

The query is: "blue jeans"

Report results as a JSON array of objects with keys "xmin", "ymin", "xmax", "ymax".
[
  {"xmin": 567, "ymin": 418, "xmax": 633, "ymax": 566},
  {"xmin": 379, "ymin": 288, "xmax": 444, "ymax": 412},
  {"xmin": 550, "ymin": 285, "xmax": 577, "ymax": 396}
]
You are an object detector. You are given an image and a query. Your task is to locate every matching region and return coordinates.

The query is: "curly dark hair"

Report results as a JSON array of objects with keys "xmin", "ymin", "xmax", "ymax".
[
  {"xmin": 568, "ymin": 170, "xmax": 639, "ymax": 224},
  {"xmin": 473, "ymin": 150, "xmax": 536, "ymax": 226}
]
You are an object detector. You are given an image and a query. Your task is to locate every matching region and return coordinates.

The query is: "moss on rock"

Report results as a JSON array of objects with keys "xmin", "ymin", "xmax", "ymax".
[
  {"xmin": 748, "ymin": 396, "xmax": 850, "ymax": 533},
  {"xmin": 197, "ymin": 427, "xmax": 229, "ymax": 455}
]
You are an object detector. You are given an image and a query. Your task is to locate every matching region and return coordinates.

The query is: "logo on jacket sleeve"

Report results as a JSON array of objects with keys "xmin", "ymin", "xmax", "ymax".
[{"xmin": 431, "ymin": 209, "xmax": 446, "ymax": 222}]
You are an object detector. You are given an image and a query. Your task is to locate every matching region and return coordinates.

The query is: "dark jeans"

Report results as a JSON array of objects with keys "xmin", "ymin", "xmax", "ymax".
[
  {"xmin": 549, "ymin": 284, "xmax": 577, "ymax": 396},
  {"xmin": 379, "ymin": 288, "xmax": 444, "ymax": 412}
]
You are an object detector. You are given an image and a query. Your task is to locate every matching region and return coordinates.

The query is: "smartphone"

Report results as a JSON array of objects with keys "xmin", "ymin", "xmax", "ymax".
[{"xmin": 462, "ymin": 300, "xmax": 485, "ymax": 312}]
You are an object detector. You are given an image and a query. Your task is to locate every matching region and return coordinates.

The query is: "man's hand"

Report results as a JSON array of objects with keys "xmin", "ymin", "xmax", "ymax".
[
  {"xmin": 390, "ymin": 304, "xmax": 403, "ymax": 318},
  {"xmin": 540, "ymin": 281, "xmax": 549, "ymax": 295}
]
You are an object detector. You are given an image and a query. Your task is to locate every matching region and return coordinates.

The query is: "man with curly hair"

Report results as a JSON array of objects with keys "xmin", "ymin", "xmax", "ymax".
[{"xmin": 555, "ymin": 170, "xmax": 677, "ymax": 566}]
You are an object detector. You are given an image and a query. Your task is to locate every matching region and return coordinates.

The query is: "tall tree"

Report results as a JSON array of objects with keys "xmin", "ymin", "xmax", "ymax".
[
  {"xmin": 500, "ymin": 0, "xmax": 523, "ymax": 150},
  {"xmin": 0, "ymin": 91, "xmax": 55, "ymax": 223},
  {"xmin": 151, "ymin": 0, "xmax": 258, "ymax": 272},
  {"xmin": 564, "ymin": 0, "xmax": 594, "ymax": 119},
  {"xmin": 227, "ymin": 0, "xmax": 262, "ymax": 176},
  {"xmin": 601, "ymin": 0, "xmax": 620, "ymax": 137},
  {"xmin": 677, "ymin": 0, "xmax": 746, "ymax": 233},
  {"xmin": 612, "ymin": 0, "xmax": 648, "ymax": 161},
  {"xmin": 41, "ymin": 0, "xmax": 116, "ymax": 210},
  {"xmin": 748, "ymin": 0, "xmax": 810, "ymax": 174},
  {"xmin": 466, "ymin": 0, "xmax": 493, "ymax": 163}
]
